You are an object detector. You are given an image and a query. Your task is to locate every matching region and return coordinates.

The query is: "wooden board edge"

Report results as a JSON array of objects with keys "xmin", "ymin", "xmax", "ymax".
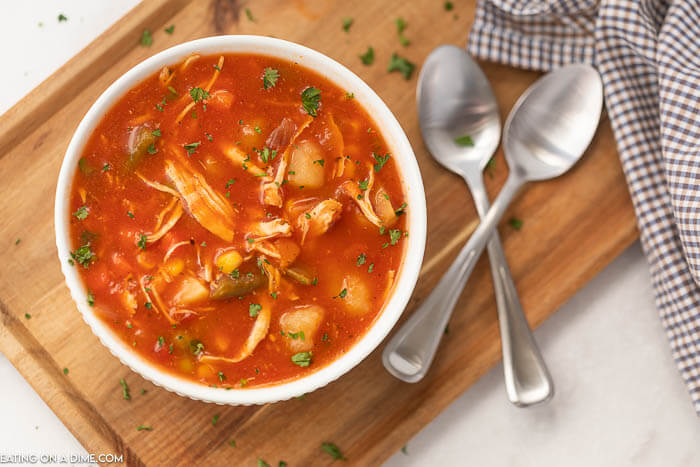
[{"xmin": 0, "ymin": 0, "xmax": 192, "ymax": 155}]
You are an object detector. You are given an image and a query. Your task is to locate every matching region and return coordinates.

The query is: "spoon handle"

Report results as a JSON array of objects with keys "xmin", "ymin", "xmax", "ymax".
[
  {"xmin": 382, "ymin": 175, "xmax": 523, "ymax": 382},
  {"xmin": 467, "ymin": 175, "xmax": 554, "ymax": 406}
]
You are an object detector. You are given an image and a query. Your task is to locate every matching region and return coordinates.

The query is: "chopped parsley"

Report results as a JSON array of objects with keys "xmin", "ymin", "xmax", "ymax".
[
  {"xmin": 257, "ymin": 460, "xmax": 270, "ymax": 467},
  {"xmin": 445, "ymin": 1, "xmax": 454, "ymax": 10},
  {"xmin": 396, "ymin": 18, "xmax": 410, "ymax": 46},
  {"xmin": 373, "ymin": 153, "xmax": 391, "ymax": 172},
  {"xmin": 342, "ymin": 17, "xmax": 354, "ymax": 32},
  {"xmin": 127, "ymin": 211, "xmax": 135, "ymax": 219},
  {"xmin": 358, "ymin": 179, "xmax": 369, "ymax": 190},
  {"xmin": 184, "ymin": 141, "xmax": 201, "ymax": 155},
  {"xmin": 189, "ymin": 340, "xmax": 205, "ymax": 355},
  {"xmin": 120, "ymin": 378, "xmax": 131, "ymax": 400},
  {"xmin": 167, "ymin": 85, "xmax": 177, "ymax": 96},
  {"xmin": 402, "ymin": 445, "xmax": 409, "ymax": 455},
  {"xmin": 151, "ymin": 129, "xmax": 161, "ymax": 137},
  {"xmin": 87, "ymin": 290, "xmax": 95, "ymax": 307},
  {"xmin": 395, "ymin": 202, "xmax": 408, "ymax": 216},
  {"xmin": 15, "ymin": 238, "xmax": 20, "ymax": 246},
  {"xmin": 145, "ymin": 302, "xmax": 152, "ymax": 309},
  {"xmin": 509, "ymin": 218, "xmax": 524, "ymax": 230},
  {"xmin": 336, "ymin": 288, "xmax": 348, "ymax": 299},
  {"xmin": 313, "ymin": 159, "xmax": 325, "ymax": 167},
  {"xmin": 102, "ymin": 163, "xmax": 111, "ymax": 172},
  {"xmin": 291, "ymin": 351, "xmax": 312, "ymax": 367},
  {"xmin": 485, "ymin": 156, "xmax": 496, "ymax": 178},
  {"xmin": 345, "ymin": 92, "xmax": 355, "ymax": 99},
  {"xmin": 24, "ymin": 313, "xmax": 31, "ymax": 319},
  {"xmin": 228, "ymin": 440, "xmax": 236, "ymax": 447},
  {"xmin": 454, "ymin": 135, "xmax": 475, "ymax": 147},
  {"xmin": 388, "ymin": 53, "xmax": 415, "ymax": 80},
  {"xmin": 249, "ymin": 303, "xmax": 262, "ymax": 317},
  {"xmin": 368, "ymin": 263, "xmax": 375, "ymax": 273},
  {"xmin": 271, "ymin": 291, "xmax": 278, "ymax": 299},
  {"xmin": 254, "ymin": 126, "xmax": 262, "ymax": 134},
  {"xmin": 226, "ymin": 179, "xmax": 236, "ymax": 188},
  {"xmin": 301, "ymin": 86, "xmax": 322, "ymax": 117},
  {"xmin": 218, "ymin": 371, "xmax": 226, "ymax": 382},
  {"xmin": 360, "ymin": 46, "xmax": 375, "ymax": 65},
  {"xmin": 356, "ymin": 253, "xmax": 367, "ymax": 266},
  {"xmin": 206, "ymin": 132, "xmax": 213, "ymax": 142},
  {"xmin": 136, "ymin": 425, "xmax": 152, "ymax": 431},
  {"xmin": 73, "ymin": 205, "xmax": 89, "ymax": 220},
  {"xmin": 137, "ymin": 234, "xmax": 147, "ymax": 250},
  {"xmin": 147, "ymin": 143, "xmax": 157, "ymax": 155},
  {"xmin": 63, "ymin": 368, "xmax": 69, "ymax": 375},
  {"xmin": 212, "ymin": 414, "xmax": 220, "ymax": 425},
  {"xmin": 245, "ymin": 8, "xmax": 256, "ymax": 22},
  {"xmin": 140, "ymin": 29, "xmax": 153, "ymax": 47},
  {"xmin": 263, "ymin": 67, "xmax": 279, "ymax": 89},
  {"xmin": 311, "ymin": 277, "xmax": 318, "ymax": 285},
  {"xmin": 321, "ymin": 442, "xmax": 346, "ymax": 461},
  {"xmin": 322, "ymin": 333, "xmax": 329, "ymax": 342},
  {"xmin": 164, "ymin": 24, "xmax": 175, "ymax": 34},
  {"xmin": 155, "ymin": 97, "xmax": 166, "ymax": 111},
  {"xmin": 190, "ymin": 87, "xmax": 210, "ymax": 103},
  {"xmin": 70, "ymin": 244, "xmax": 96, "ymax": 268},
  {"xmin": 58, "ymin": 14, "xmax": 68, "ymax": 22},
  {"xmin": 389, "ymin": 229, "xmax": 402, "ymax": 245}
]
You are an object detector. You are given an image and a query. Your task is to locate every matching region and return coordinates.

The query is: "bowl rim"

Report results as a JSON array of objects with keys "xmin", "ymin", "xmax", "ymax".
[{"xmin": 55, "ymin": 35, "xmax": 426, "ymax": 405}]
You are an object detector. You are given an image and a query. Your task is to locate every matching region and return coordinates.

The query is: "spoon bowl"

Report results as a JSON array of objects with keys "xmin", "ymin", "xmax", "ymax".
[
  {"xmin": 417, "ymin": 45, "xmax": 501, "ymax": 175},
  {"xmin": 504, "ymin": 64, "xmax": 603, "ymax": 181}
]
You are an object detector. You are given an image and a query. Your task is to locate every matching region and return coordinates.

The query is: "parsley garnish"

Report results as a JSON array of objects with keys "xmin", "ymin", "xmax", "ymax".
[
  {"xmin": 322, "ymin": 333, "xmax": 328, "ymax": 341},
  {"xmin": 336, "ymin": 288, "xmax": 348, "ymax": 299},
  {"xmin": 389, "ymin": 229, "xmax": 402, "ymax": 245},
  {"xmin": 388, "ymin": 53, "xmax": 415, "ymax": 79},
  {"xmin": 263, "ymin": 67, "xmax": 279, "ymax": 89},
  {"xmin": 291, "ymin": 351, "xmax": 312, "ymax": 367},
  {"xmin": 120, "ymin": 378, "xmax": 131, "ymax": 400},
  {"xmin": 249, "ymin": 303, "xmax": 262, "ymax": 317},
  {"xmin": 245, "ymin": 8, "xmax": 256, "ymax": 22},
  {"xmin": 164, "ymin": 24, "xmax": 175, "ymax": 34},
  {"xmin": 136, "ymin": 425, "xmax": 152, "ymax": 431},
  {"xmin": 345, "ymin": 92, "xmax": 355, "ymax": 99},
  {"xmin": 368, "ymin": 263, "xmax": 375, "ymax": 273},
  {"xmin": 58, "ymin": 14, "xmax": 68, "ymax": 22},
  {"xmin": 63, "ymin": 368, "xmax": 69, "ymax": 375},
  {"xmin": 360, "ymin": 46, "xmax": 375, "ymax": 65},
  {"xmin": 454, "ymin": 135, "xmax": 474, "ymax": 147},
  {"xmin": 342, "ymin": 17, "xmax": 353, "ymax": 32},
  {"xmin": 358, "ymin": 179, "xmax": 369, "ymax": 191},
  {"xmin": 155, "ymin": 97, "xmax": 166, "ymax": 111},
  {"xmin": 395, "ymin": 202, "xmax": 408, "ymax": 216},
  {"xmin": 373, "ymin": 153, "xmax": 391, "ymax": 172},
  {"xmin": 485, "ymin": 156, "xmax": 496, "ymax": 178},
  {"xmin": 509, "ymin": 218, "xmax": 523, "ymax": 230},
  {"xmin": 189, "ymin": 340, "xmax": 204, "ymax": 355},
  {"xmin": 184, "ymin": 141, "xmax": 201, "ymax": 155},
  {"xmin": 321, "ymin": 442, "xmax": 346, "ymax": 460},
  {"xmin": 70, "ymin": 244, "xmax": 96, "ymax": 268},
  {"xmin": 445, "ymin": 1, "xmax": 454, "ymax": 10},
  {"xmin": 15, "ymin": 238, "xmax": 20, "ymax": 246},
  {"xmin": 137, "ymin": 233, "xmax": 147, "ymax": 250},
  {"xmin": 206, "ymin": 132, "xmax": 213, "ymax": 141},
  {"xmin": 218, "ymin": 371, "xmax": 226, "ymax": 382},
  {"xmin": 313, "ymin": 159, "xmax": 325, "ymax": 167},
  {"xmin": 226, "ymin": 179, "xmax": 235, "ymax": 188},
  {"xmin": 147, "ymin": 143, "xmax": 157, "ymax": 155},
  {"xmin": 356, "ymin": 253, "xmax": 367, "ymax": 266},
  {"xmin": 145, "ymin": 302, "xmax": 152, "ymax": 309},
  {"xmin": 73, "ymin": 205, "xmax": 89, "ymax": 220},
  {"xmin": 87, "ymin": 290, "xmax": 95, "ymax": 307},
  {"xmin": 102, "ymin": 163, "xmax": 111, "ymax": 172},
  {"xmin": 301, "ymin": 87, "xmax": 321, "ymax": 117},
  {"xmin": 212, "ymin": 414, "xmax": 220, "ymax": 425},
  {"xmin": 228, "ymin": 440, "xmax": 236, "ymax": 447},
  {"xmin": 396, "ymin": 18, "xmax": 410, "ymax": 46},
  {"xmin": 127, "ymin": 211, "xmax": 135, "ymax": 219},
  {"xmin": 24, "ymin": 313, "xmax": 30, "ymax": 319},
  {"xmin": 151, "ymin": 129, "xmax": 161, "ymax": 137},
  {"xmin": 190, "ymin": 87, "xmax": 210, "ymax": 103},
  {"xmin": 140, "ymin": 29, "xmax": 153, "ymax": 47}
]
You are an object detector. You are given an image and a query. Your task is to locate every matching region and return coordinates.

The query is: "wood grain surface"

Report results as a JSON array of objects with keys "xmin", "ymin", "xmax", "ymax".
[{"xmin": 0, "ymin": 0, "xmax": 638, "ymax": 465}]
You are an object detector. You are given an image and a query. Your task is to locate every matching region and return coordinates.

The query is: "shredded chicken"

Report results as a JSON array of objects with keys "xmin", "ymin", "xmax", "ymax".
[
  {"xmin": 140, "ymin": 276, "xmax": 176, "ymax": 325},
  {"xmin": 297, "ymin": 199, "xmax": 343, "ymax": 244},
  {"xmin": 260, "ymin": 258, "xmax": 281, "ymax": 293},
  {"xmin": 338, "ymin": 164, "xmax": 383, "ymax": 227},
  {"xmin": 199, "ymin": 306, "xmax": 271, "ymax": 364},
  {"xmin": 175, "ymin": 56, "xmax": 224, "ymax": 123},
  {"xmin": 266, "ymin": 117, "xmax": 296, "ymax": 149},
  {"xmin": 147, "ymin": 201, "xmax": 183, "ymax": 244},
  {"xmin": 159, "ymin": 66, "xmax": 174, "ymax": 86},
  {"xmin": 222, "ymin": 146, "xmax": 268, "ymax": 177},
  {"xmin": 262, "ymin": 116, "xmax": 314, "ymax": 207},
  {"xmin": 164, "ymin": 241, "xmax": 190, "ymax": 263},
  {"xmin": 136, "ymin": 172, "xmax": 180, "ymax": 198},
  {"xmin": 165, "ymin": 160, "xmax": 235, "ymax": 242},
  {"xmin": 250, "ymin": 219, "xmax": 293, "ymax": 242}
]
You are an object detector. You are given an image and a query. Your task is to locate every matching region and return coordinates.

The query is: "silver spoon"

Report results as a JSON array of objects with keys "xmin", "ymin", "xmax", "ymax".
[
  {"xmin": 391, "ymin": 44, "xmax": 553, "ymax": 406},
  {"xmin": 383, "ymin": 61, "xmax": 603, "ymax": 400}
]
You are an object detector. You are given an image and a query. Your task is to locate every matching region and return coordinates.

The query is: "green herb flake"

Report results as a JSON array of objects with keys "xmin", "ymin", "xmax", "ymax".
[
  {"xmin": 509, "ymin": 217, "xmax": 523, "ymax": 230},
  {"xmin": 70, "ymin": 244, "xmax": 96, "ymax": 268},
  {"xmin": 356, "ymin": 253, "xmax": 367, "ymax": 266},
  {"xmin": 301, "ymin": 86, "xmax": 322, "ymax": 117},
  {"xmin": 389, "ymin": 229, "xmax": 402, "ymax": 245},
  {"xmin": 212, "ymin": 414, "xmax": 220, "ymax": 425},
  {"xmin": 454, "ymin": 135, "xmax": 475, "ymax": 147},
  {"xmin": 360, "ymin": 46, "xmax": 375, "ymax": 65},
  {"xmin": 102, "ymin": 163, "xmax": 111, "ymax": 172},
  {"xmin": 206, "ymin": 132, "xmax": 213, "ymax": 142},
  {"xmin": 485, "ymin": 156, "xmax": 496, "ymax": 178},
  {"xmin": 167, "ymin": 85, "xmax": 178, "ymax": 96},
  {"xmin": 145, "ymin": 302, "xmax": 152, "ymax": 310},
  {"xmin": 313, "ymin": 159, "xmax": 325, "ymax": 167},
  {"xmin": 336, "ymin": 288, "xmax": 348, "ymax": 299},
  {"xmin": 257, "ymin": 460, "xmax": 270, "ymax": 467},
  {"xmin": 245, "ymin": 8, "xmax": 256, "ymax": 22},
  {"xmin": 345, "ymin": 92, "xmax": 355, "ymax": 99},
  {"xmin": 311, "ymin": 277, "xmax": 318, "ymax": 286},
  {"xmin": 140, "ymin": 29, "xmax": 153, "ymax": 47},
  {"xmin": 136, "ymin": 425, "xmax": 152, "ymax": 431},
  {"xmin": 249, "ymin": 303, "xmax": 262, "ymax": 317},
  {"xmin": 368, "ymin": 263, "xmax": 375, "ymax": 273},
  {"xmin": 147, "ymin": 143, "xmax": 157, "ymax": 155},
  {"xmin": 396, "ymin": 18, "xmax": 410, "ymax": 46},
  {"xmin": 263, "ymin": 67, "xmax": 279, "ymax": 89},
  {"xmin": 190, "ymin": 87, "xmax": 210, "ymax": 104},
  {"xmin": 218, "ymin": 371, "xmax": 225, "ymax": 382},
  {"xmin": 15, "ymin": 238, "xmax": 21, "ymax": 246},
  {"xmin": 58, "ymin": 14, "xmax": 68, "ymax": 22},
  {"xmin": 63, "ymin": 368, "xmax": 69, "ymax": 375},
  {"xmin": 342, "ymin": 17, "xmax": 354, "ymax": 32},
  {"xmin": 291, "ymin": 351, "xmax": 312, "ymax": 367},
  {"xmin": 321, "ymin": 442, "xmax": 346, "ymax": 461},
  {"xmin": 358, "ymin": 179, "xmax": 369, "ymax": 191},
  {"xmin": 322, "ymin": 333, "xmax": 329, "ymax": 342},
  {"xmin": 151, "ymin": 129, "xmax": 162, "ymax": 137},
  {"xmin": 388, "ymin": 53, "xmax": 416, "ymax": 80},
  {"xmin": 402, "ymin": 445, "xmax": 409, "ymax": 455},
  {"xmin": 137, "ymin": 234, "xmax": 147, "ymax": 250},
  {"xmin": 120, "ymin": 378, "xmax": 131, "ymax": 400},
  {"xmin": 73, "ymin": 205, "xmax": 89, "ymax": 220},
  {"xmin": 444, "ymin": 1, "xmax": 454, "ymax": 11},
  {"xmin": 190, "ymin": 339, "xmax": 204, "ymax": 355},
  {"xmin": 24, "ymin": 313, "xmax": 31, "ymax": 319},
  {"xmin": 87, "ymin": 290, "xmax": 95, "ymax": 307},
  {"xmin": 184, "ymin": 141, "xmax": 201, "ymax": 155},
  {"xmin": 164, "ymin": 24, "xmax": 175, "ymax": 34},
  {"xmin": 395, "ymin": 202, "xmax": 408, "ymax": 216}
]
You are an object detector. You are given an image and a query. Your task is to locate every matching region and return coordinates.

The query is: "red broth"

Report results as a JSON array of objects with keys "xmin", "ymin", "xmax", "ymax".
[{"xmin": 68, "ymin": 53, "xmax": 407, "ymax": 388}]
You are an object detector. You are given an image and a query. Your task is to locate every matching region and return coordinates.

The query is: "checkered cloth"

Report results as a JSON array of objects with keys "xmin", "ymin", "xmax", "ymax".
[{"xmin": 468, "ymin": 0, "xmax": 700, "ymax": 413}]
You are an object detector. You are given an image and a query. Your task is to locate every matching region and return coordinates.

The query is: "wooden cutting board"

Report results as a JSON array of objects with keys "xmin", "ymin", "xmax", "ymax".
[{"xmin": 0, "ymin": 0, "xmax": 638, "ymax": 465}]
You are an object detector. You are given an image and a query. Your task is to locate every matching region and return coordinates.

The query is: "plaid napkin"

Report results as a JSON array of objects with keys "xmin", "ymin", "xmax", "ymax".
[{"xmin": 468, "ymin": 0, "xmax": 700, "ymax": 413}]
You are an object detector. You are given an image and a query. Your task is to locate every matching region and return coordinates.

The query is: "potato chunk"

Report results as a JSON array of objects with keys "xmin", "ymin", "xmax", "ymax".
[
  {"xmin": 288, "ymin": 140, "xmax": 325, "ymax": 189},
  {"xmin": 342, "ymin": 273, "xmax": 371, "ymax": 315},
  {"xmin": 279, "ymin": 305, "xmax": 324, "ymax": 352},
  {"xmin": 170, "ymin": 276, "xmax": 209, "ymax": 306}
]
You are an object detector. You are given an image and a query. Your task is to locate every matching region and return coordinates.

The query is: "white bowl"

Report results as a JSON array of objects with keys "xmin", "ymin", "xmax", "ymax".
[{"xmin": 55, "ymin": 35, "xmax": 426, "ymax": 405}]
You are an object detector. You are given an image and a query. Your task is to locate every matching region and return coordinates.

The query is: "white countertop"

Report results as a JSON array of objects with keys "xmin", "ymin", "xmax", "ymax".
[{"xmin": 1, "ymin": 2, "xmax": 698, "ymax": 465}]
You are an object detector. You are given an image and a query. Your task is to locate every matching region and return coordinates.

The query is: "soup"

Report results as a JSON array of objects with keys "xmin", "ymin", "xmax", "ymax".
[{"xmin": 68, "ymin": 53, "xmax": 407, "ymax": 388}]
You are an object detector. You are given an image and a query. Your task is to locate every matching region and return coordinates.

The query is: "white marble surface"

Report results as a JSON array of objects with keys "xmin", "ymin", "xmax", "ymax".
[{"xmin": 1, "ymin": 2, "xmax": 698, "ymax": 466}]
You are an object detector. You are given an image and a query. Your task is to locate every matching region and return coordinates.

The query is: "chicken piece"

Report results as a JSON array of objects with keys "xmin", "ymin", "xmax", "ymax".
[
  {"xmin": 147, "ymin": 200, "xmax": 183, "ymax": 244},
  {"xmin": 373, "ymin": 187, "xmax": 398, "ymax": 227},
  {"xmin": 222, "ymin": 145, "xmax": 268, "ymax": 177},
  {"xmin": 337, "ymin": 163, "xmax": 383, "ymax": 228},
  {"xmin": 200, "ymin": 305, "xmax": 271, "ymax": 364},
  {"xmin": 266, "ymin": 117, "xmax": 296, "ymax": 149},
  {"xmin": 296, "ymin": 199, "xmax": 343, "ymax": 244},
  {"xmin": 259, "ymin": 257, "xmax": 281, "ymax": 293},
  {"xmin": 121, "ymin": 290, "xmax": 138, "ymax": 314},
  {"xmin": 170, "ymin": 276, "xmax": 209, "ymax": 307},
  {"xmin": 250, "ymin": 218, "xmax": 293, "ymax": 242},
  {"xmin": 279, "ymin": 305, "xmax": 324, "ymax": 352},
  {"xmin": 165, "ymin": 160, "xmax": 235, "ymax": 242}
]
